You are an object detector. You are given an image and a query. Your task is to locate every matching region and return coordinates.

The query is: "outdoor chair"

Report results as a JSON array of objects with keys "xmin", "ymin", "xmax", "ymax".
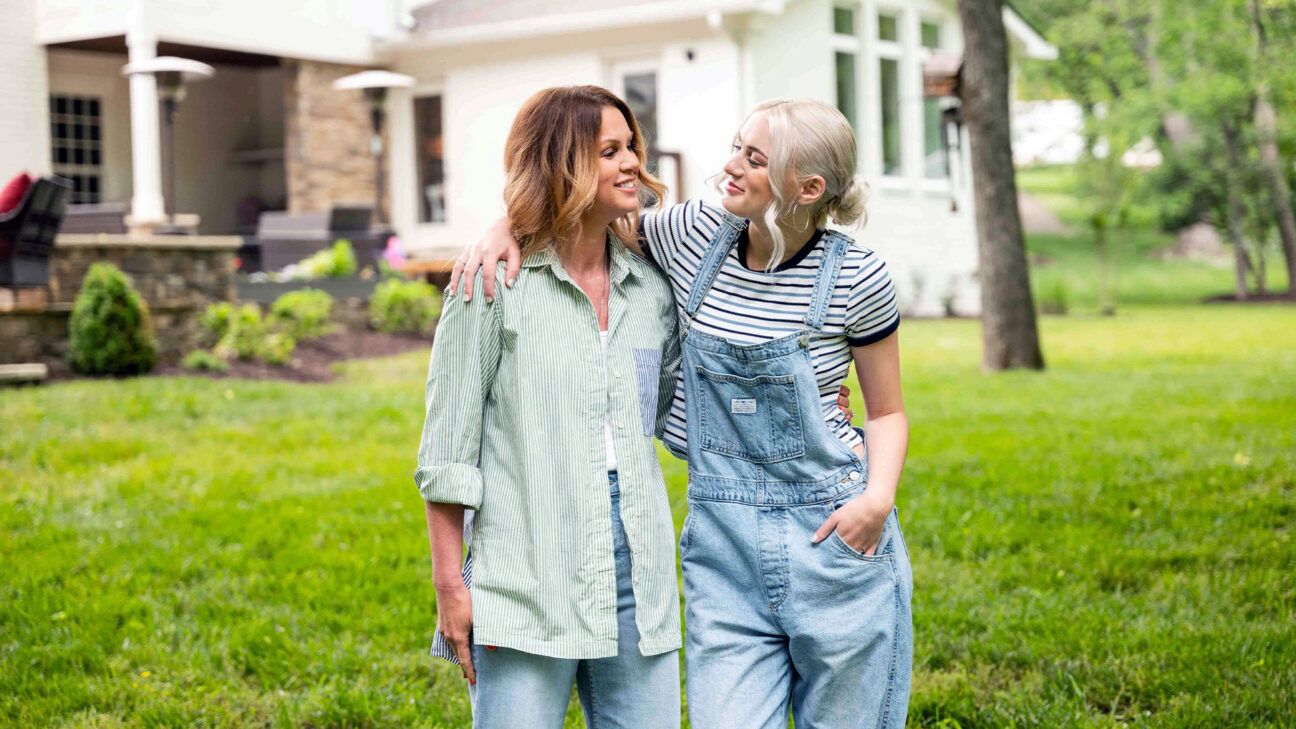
[
  {"xmin": 251, "ymin": 205, "xmax": 386, "ymax": 272},
  {"xmin": 0, "ymin": 176, "xmax": 72, "ymax": 287}
]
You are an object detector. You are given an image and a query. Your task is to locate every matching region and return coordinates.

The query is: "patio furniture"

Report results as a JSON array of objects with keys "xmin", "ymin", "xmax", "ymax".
[
  {"xmin": 59, "ymin": 202, "xmax": 129, "ymax": 235},
  {"xmin": 251, "ymin": 205, "xmax": 387, "ymax": 272},
  {"xmin": 0, "ymin": 176, "xmax": 72, "ymax": 287}
]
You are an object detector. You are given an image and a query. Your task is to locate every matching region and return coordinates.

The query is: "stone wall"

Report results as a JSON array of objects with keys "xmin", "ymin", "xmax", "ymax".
[
  {"xmin": 0, "ymin": 235, "xmax": 239, "ymax": 365},
  {"xmin": 283, "ymin": 60, "xmax": 389, "ymax": 219}
]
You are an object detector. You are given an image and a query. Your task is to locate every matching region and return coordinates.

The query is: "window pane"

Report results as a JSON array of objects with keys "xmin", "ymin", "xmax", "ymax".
[
  {"xmin": 921, "ymin": 21, "xmax": 941, "ymax": 49},
  {"xmin": 880, "ymin": 58, "xmax": 901, "ymax": 175},
  {"xmin": 623, "ymin": 72, "xmax": 660, "ymax": 182},
  {"xmin": 834, "ymin": 7, "xmax": 855, "ymax": 35},
  {"xmin": 835, "ymin": 52, "xmax": 857, "ymax": 133},
  {"xmin": 414, "ymin": 95, "xmax": 446, "ymax": 224},
  {"xmin": 878, "ymin": 13, "xmax": 898, "ymax": 41},
  {"xmin": 924, "ymin": 99, "xmax": 947, "ymax": 178}
]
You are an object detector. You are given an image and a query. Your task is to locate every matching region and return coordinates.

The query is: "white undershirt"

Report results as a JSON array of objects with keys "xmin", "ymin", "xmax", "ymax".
[{"xmin": 600, "ymin": 330, "xmax": 617, "ymax": 472}]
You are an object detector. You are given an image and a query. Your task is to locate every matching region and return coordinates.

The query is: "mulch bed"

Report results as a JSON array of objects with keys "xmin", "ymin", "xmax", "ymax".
[{"xmin": 44, "ymin": 327, "xmax": 432, "ymax": 384}]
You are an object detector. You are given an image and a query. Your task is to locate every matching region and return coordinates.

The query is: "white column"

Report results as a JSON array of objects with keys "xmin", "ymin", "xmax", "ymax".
[{"xmin": 126, "ymin": 29, "xmax": 165, "ymax": 226}]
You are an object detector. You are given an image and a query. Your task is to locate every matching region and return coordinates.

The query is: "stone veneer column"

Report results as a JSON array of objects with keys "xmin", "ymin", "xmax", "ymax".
[{"xmin": 282, "ymin": 59, "xmax": 389, "ymax": 218}]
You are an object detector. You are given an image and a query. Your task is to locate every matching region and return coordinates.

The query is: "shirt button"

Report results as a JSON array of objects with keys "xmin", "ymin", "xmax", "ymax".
[{"xmin": 849, "ymin": 471, "xmax": 861, "ymax": 481}]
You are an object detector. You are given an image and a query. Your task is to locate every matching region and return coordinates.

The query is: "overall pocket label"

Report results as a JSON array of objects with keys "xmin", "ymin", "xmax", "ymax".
[{"xmin": 731, "ymin": 398, "xmax": 757, "ymax": 414}]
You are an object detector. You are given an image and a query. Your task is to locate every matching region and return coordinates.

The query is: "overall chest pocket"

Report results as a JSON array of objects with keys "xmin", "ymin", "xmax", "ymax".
[{"xmin": 695, "ymin": 366, "xmax": 805, "ymax": 463}]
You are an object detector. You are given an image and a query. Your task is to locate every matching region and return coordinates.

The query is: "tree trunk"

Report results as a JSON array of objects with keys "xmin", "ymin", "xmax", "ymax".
[
  {"xmin": 1094, "ymin": 217, "xmax": 1116, "ymax": 314},
  {"xmin": 1250, "ymin": 0, "xmax": 1296, "ymax": 294},
  {"xmin": 956, "ymin": 0, "xmax": 1044, "ymax": 371},
  {"xmin": 1222, "ymin": 121, "xmax": 1251, "ymax": 300}
]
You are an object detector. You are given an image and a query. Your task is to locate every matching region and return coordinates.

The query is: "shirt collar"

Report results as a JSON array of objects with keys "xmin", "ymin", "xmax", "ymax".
[{"xmin": 521, "ymin": 232, "xmax": 644, "ymax": 285}]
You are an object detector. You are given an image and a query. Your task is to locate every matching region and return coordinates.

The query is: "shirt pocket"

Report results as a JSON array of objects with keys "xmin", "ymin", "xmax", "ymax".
[{"xmin": 632, "ymin": 347, "xmax": 663, "ymax": 436}]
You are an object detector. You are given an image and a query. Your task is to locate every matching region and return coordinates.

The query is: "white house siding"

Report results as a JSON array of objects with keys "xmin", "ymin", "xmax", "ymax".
[{"xmin": 1, "ymin": 0, "xmax": 51, "ymax": 177}]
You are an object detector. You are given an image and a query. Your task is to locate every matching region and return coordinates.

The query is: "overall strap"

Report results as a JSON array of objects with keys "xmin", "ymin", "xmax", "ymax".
[
  {"xmin": 684, "ymin": 217, "xmax": 745, "ymax": 319},
  {"xmin": 803, "ymin": 231, "xmax": 852, "ymax": 333}
]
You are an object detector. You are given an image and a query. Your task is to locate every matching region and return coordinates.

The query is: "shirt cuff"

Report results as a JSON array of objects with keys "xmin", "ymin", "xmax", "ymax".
[
  {"xmin": 846, "ymin": 317, "xmax": 899, "ymax": 347},
  {"xmin": 415, "ymin": 463, "xmax": 484, "ymax": 508}
]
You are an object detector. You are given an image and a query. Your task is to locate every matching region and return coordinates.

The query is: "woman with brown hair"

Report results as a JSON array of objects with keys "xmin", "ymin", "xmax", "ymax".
[{"xmin": 414, "ymin": 86, "xmax": 683, "ymax": 728}]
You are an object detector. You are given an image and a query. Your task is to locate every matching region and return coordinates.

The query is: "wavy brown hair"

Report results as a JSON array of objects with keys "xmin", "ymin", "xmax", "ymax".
[{"xmin": 503, "ymin": 85, "xmax": 666, "ymax": 257}]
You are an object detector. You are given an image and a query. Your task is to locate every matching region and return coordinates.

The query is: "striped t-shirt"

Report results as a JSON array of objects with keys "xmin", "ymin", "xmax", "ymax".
[{"xmin": 640, "ymin": 199, "xmax": 900, "ymax": 456}]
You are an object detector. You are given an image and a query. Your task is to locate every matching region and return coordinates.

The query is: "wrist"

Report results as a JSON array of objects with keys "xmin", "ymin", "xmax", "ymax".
[{"xmin": 434, "ymin": 579, "xmax": 468, "ymax": 594}]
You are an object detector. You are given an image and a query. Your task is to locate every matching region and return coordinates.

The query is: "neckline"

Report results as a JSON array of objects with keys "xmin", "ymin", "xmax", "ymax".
[{"xmin": 735, "ymin": 226, "xmax": 826, "ymax": 272}]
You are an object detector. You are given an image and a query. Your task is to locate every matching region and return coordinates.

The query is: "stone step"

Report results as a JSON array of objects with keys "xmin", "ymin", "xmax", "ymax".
[{"xmin": 0, "ymin": 363, "xmax": 49, "ymax": 384}]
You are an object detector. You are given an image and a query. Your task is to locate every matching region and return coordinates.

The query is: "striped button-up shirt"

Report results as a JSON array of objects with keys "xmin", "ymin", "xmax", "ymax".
[{"xmin": 415, "ymin": 237, "xmax": 682, "ymax": 659}]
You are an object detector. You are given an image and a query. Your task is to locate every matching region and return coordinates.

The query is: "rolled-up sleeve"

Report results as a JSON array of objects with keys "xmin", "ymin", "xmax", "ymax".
[{"xmin": 414, "ymin": 274, "xmax": 503, "ymax": 507}]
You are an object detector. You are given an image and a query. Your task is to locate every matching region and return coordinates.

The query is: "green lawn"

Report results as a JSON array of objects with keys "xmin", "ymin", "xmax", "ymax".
[{"xmin": 3, "ymin": 300, "xmax": 1293, "ymax": 727}]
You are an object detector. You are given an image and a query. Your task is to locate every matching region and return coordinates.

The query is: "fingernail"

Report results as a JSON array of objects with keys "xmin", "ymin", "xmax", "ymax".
[
  {"xmin": 486, "ymin": 296, "xmax": 493, "ymax": 303},
  {"xmin": 486, "ymin": 646, "xmax": 496, "ymax": 651},
  {"xmin": 469, "ymin": 678, "xmax": 476, "ymax": 686},
  {"xmin": 506, "ymin": 278, "xmax": 516, "ymax": 287},
  {"xmin": 811, "ymin": 536, "xmax": 820, "ymax": 543}
]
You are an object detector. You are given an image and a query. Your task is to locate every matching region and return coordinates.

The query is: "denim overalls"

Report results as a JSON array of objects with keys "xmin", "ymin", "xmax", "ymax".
[{"xmin": 677, "ymin": 219, "xmax": 914, "ymax": 729}]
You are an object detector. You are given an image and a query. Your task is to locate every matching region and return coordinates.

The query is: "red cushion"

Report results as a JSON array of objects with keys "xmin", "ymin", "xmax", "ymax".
[{"xmin": 0, "ymin": 172, "xmax": 33, "ymax": 215}]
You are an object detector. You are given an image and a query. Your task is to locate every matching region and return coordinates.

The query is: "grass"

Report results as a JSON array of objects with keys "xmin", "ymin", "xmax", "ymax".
[{"xmin": 2, "ymin": 302, "xmax": 1293, "ymax": 727}]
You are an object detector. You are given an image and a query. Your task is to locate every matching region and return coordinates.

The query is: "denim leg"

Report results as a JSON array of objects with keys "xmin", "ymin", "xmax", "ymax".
[
  {"xmin": 785, "ymin": 505, "xmax": 913, "ymax": 729},
  {"xmin": 468, "ymin": 643, "xmax": 578, "ymax": 729},
  {"xmin": 682, "ymin": 499, "xmax": 793, "ymax": 729},
  {"xmin": 576, "ymin": 542, "xmax": 680, "ymax": 729}
]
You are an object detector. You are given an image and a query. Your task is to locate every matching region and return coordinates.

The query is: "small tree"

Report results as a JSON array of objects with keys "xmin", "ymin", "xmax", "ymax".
[{"xmin": 68, "ymin": 263, "xmax": 158, "ymax": 376}]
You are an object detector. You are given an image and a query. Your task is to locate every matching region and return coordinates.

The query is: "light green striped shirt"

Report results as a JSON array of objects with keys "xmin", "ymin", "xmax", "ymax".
[{"xmin": 415, "ymin": 238, "xmax": 682, "ymax": 659}]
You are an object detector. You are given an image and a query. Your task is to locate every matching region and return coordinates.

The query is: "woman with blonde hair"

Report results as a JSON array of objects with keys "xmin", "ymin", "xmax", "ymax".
[
  {"xmin": 415, "ymin": 85, "xmax": 683, "ymax": 728},
  {"xmin": 456, "ymin": 97, "xmax": 913, "ymax": 729}
]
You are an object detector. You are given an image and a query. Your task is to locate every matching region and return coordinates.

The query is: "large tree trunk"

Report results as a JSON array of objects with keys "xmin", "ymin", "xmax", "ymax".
[
  {"xmin": 1222, "ymin": 121, "xmax": 1251, "ymax": 300},
  {"xmin": 1250, "ymin": 0, "xmax": 1296, "ymax": 294},
  {"xmin": 957, "ymin": 0, "xmax": 1044, "ymax": 371}
]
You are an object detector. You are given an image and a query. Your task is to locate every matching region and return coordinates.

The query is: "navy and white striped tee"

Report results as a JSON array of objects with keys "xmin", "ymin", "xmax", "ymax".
[{"xmin": 640, "ymin": 199, "xmax": 900, "ymax": 456}]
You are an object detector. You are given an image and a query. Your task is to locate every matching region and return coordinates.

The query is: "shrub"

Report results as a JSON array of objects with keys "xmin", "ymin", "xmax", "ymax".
[
  {"xmin": 68, "ymin": 263, "xmax": 158, "ymax": 376},
  {"xmin": 299, "ymin": 240, "xmax": 357, "ymax": 279},
  {"xmin": 369, "ymin": 279, "xmax": 441, "ymax": 335},
  {"xmin": 213, "ymin": 304, "xmax": 266, "ymax": 361},
  {"xmin": 258, "ymin": 332, "xmax": 297, "ymax": 366},
  {"xmin": 182, "ymin": 349, "xmax": 229, "ymax": 373},
  {"xmin": 199, "ymin": 302, "xmax": 235, "ymax": 348},
  {"xmin": 269, "ymin": 289, "xmax": 335, "ymax": 342}
]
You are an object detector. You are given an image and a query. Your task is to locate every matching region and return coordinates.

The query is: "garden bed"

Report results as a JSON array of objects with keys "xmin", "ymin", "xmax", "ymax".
[{"xmin": 44, "ymin": 323, "xmax": 432, "ymax": 384}]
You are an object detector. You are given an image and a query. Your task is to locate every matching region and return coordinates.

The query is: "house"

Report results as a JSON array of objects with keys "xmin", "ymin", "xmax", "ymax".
[{"xmin": 3, "ymin": 0, "xmax": 1055, "ymax": 316}]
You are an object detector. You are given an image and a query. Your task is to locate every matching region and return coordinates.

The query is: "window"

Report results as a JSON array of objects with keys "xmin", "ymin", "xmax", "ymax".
[
  {"xmin": 879, "ymin": 58, "xmax": 901, "ymax": 176},
  {"xmin": 920, "ymin": 20, "xmax": 947, "ymax": 178},
  {"xmin": 835, "ymin": 52, "xmax": 858, "ymax": 133},
  {"xmin": 414, "ymin": 94, "xmax": 445, "ymax": 224},
  {"xmin": 622, "ymin": 71, "xmax": 659, "ymax": 175},
  {"xmin": 921, "ymin": 20, "xmax": 941, "ymax": 50},
  {"xmin": 50, "ymin": 94, "xmax": 103, "ymax": 204},
  {"xmin": 833, "ymin": 6, "xmax": 856, "ymax": 35},
  {"xmin": 877, "ymin": 13, "xmax": 898, "ymax": 42},
  {"xmin": 832, "ymin": 5, "xmax": 861, "ymax": 135}
]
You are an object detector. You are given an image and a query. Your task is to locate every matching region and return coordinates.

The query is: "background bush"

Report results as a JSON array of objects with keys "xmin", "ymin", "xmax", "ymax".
[
  {"xmin": 269, "ymin": 289, "xmax": 335, "ymax": 342},
  {"xmin": 298, "ymin": 240, "xmax": 357, "ymax": 279},
  {"xmin": 67, "ymin": 262, "xmax": 158, "ymax": 376},
  {"xmin": 213, "ymin": 304, "xmax": 268, "ymax": 361},
  {"xmin": 369, "ymin": 278, "xmax": 441, "ymax": 335}
]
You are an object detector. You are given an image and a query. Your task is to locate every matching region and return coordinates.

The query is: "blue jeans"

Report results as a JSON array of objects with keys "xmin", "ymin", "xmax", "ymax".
[
  {"xmin": 467, "ymin": 475, "xmax": 680, "ymax": 729},
  {"xmin": 681, "ymin": 486, "xmax": 913, "ymax": 728}
]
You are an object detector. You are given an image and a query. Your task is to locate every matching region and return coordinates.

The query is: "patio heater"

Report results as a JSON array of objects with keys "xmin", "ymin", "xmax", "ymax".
[
  {"xmin": 121, "ymin": 57, "xmax": 215, "ymax": 234},
  {"xmin": 333, "ymin": 70, "xmax": 416, "ymax": 228}
]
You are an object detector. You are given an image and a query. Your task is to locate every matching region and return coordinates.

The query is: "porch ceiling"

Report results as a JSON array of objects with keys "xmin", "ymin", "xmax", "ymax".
[{"xmin": 48, "ymin": 36, "xmax": 280, "ymax": 68}]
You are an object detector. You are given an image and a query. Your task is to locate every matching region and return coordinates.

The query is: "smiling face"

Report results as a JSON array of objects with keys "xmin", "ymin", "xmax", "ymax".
[
  {"xmin": 720, "ymin": 111, "xmax": 775, "ymax": 220},
  {"xmin": 587, "ymin": 105, "xmax": 642, "ymax": 225}
]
